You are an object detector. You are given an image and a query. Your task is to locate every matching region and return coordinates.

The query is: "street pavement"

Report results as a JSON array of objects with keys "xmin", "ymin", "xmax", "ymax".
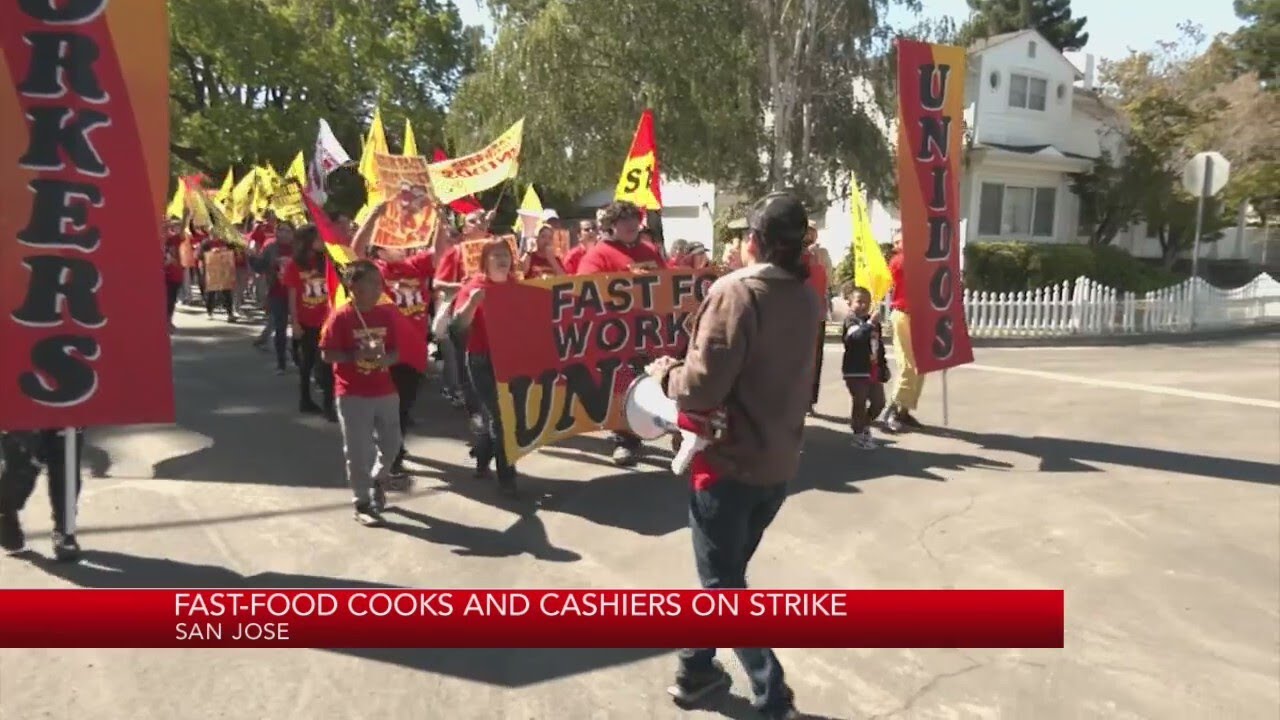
[{"xmin": 1, "ymin": 303, "xmax": 1277, "ymax": 719}]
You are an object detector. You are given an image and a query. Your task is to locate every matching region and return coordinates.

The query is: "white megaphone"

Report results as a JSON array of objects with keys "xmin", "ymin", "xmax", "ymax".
[{"xmin": 622, "ymin": 374, "xmax": 725, "ymax": 475}]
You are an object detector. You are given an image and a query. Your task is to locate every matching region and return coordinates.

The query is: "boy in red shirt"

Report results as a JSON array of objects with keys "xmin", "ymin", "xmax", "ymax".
[
  {"xmin": 576, "ymin": 200, "xmax": 666, "ymax": 466},
  {"xmin": 319, "ymin": 260, "xmax": 403, "ymax": 527},
  {"xmin": 562, "ymin": 218, "xmax": 599, "ymax": 274}
]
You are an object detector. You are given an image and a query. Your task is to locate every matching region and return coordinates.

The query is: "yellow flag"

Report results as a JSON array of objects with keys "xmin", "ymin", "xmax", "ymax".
[
  {"xmin": 851, "ymin": 178, "xmax": 891, "ymax": 306},
  {"xmin": 213, "ymin": 169, "xmax": 234, "ymax": 212},
  {"xmin": 403, "ymin": 119, "xmax": 419, "ymax": 156},
  {"xmin": 517, "ymin": 184, "xmax": 542, "ymax": 237},
  {"xmin": 357, "ymin": 109, "xmax": 389, "ymax": 222},
  {"xmin": 228, "ymin": 168, "xmax": 257, "ymax": 223},
  {"xmin": 252, "ymin": 164, "xmax": 283, "ymax": 216},
  {"xmin": 165, "ymin": 181, "xmax": 185, "ymax": 219},
  {"xmin": 285, "ymin": 152, "xmax": 306, "ymax": 183},
  {"xmin": 614, "ymin": 110, "xmax": 662, "ymax": 210}
]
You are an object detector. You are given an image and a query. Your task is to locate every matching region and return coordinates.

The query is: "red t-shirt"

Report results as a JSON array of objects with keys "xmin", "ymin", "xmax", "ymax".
[
  {"xmin": 575, "ymin": 239, "xmax": 666, "ymax": 274},
  {"xmin": 525, "ymin": 253, "xmax": 559, "ymax": 278},
  {"xmin": 562, "ymin": 244, "xmax": 589, "ymax": 274},
  {"xmin": 249, "ymin": 223, "xmax": 275, "ymax": 250},
  {"xmin": 163, "ymin": 233, "xmax": 185, "ymax": 284},
  {"xmin": 377, "ymin": 253, "xmax": 434, "ymax": 324},
  {"xmin": 319, "ymin": 303, "xmax": 399, "ymax": 397},
  {"xmin": 888, "ymin": 252, "xmax": 908, "ymax": 312},
  {"xmin": 434, "ymin": 244, "xmax": 465, "ymax": 284},
  {"xmin": 282, "ymin": 259, "xmax": 330, "ymax": 328},
  {"xmin": 265, "ymin": 239, "xmax": 293, "ymax": 298},
  {"xmin": 453, "ymin": 274, "xmax": 514, "ymax": 355},
  {"xmin": 804, "ymin": 250, "xmax": 829, "ymax": 311}
]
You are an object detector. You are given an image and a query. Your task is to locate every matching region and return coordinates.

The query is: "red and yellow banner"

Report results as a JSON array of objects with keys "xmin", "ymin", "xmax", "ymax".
[
  {"xmin": 895, "ymin": 39, "xmax": 974, "ymax": 374},
  {"xmin": 484, "ymin": 269, "xmax": 715, "ymax": 462},
  {"xmin": 614, "ymin": 109, "xmax": 662, "ymax": 210},
  {"xmin": 427, "ymin": 119, "xmax": 524, "ymax": 204},
  {"xmin": 0, "ymin": 0, "xmax": 174, "ymax": 430}
]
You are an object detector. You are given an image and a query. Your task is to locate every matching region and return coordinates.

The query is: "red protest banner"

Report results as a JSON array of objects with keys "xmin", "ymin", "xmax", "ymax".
[
  {"xmin": 483, "ymin": 269, "xmax": 716, "ymax": 462},
  {"xmin": 0, "ymin": 0, "xmax": 174, "ymax": 430},
  {"xmin": 895, "ymin": 39, "xmax": 973, "ymax": 373}
]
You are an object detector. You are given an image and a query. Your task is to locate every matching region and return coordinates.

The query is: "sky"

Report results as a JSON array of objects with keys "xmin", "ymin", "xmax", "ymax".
[{"xmin": 453, "ymin": 0, "xmax": 1245, "ymax": 63}]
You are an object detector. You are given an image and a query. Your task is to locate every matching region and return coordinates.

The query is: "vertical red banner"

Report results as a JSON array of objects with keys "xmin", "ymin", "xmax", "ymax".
[
  {"xmin": 895, "ymin": 39, "xmax": 974, "ymax": 373},
  {"xmin": 0, "ymin": 0, "xmax": 174, "ymax": 430}
]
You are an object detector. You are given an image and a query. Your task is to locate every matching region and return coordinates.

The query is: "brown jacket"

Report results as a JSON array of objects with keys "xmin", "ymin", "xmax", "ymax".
[{"xmin": 658, "ymin": 263, "xmax": 821, "ymax": 486}]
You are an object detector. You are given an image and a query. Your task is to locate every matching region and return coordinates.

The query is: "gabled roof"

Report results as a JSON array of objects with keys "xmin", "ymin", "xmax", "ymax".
[
  {"xmin": 968, "ymin": 28, "xmax": 1084, "ymax": 80},
  {"xmin": 978, "ymin": 141, "xmax": 1093, "ymax": 161}
]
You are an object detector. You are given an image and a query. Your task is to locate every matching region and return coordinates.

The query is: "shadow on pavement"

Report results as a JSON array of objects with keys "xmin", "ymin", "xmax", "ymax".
[
  {"xmin": 927, "ymin": 427, "xmax": 1279, "ymax": 486},
  {"xmin": 385, "ymin": 506, "xmax": 581, "ymax": 562},
  {"xmin": 24, "ymin": 550, "xmax": 668, "ymax": 688},
  {"xmin": 794, "ymin": 425, "xmax": 1014, "ymax": 494}
]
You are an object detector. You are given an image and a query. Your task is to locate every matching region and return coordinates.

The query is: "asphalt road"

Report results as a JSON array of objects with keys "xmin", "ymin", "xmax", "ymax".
[{"xmin": 1, "ymin": 303, "xmax": 1277, "ymax": 719}]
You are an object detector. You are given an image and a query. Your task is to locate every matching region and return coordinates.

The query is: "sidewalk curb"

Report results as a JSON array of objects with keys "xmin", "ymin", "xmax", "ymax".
[{"xmin": 825, "ymin": 321, "xmax": 1280, "ymax": 348}]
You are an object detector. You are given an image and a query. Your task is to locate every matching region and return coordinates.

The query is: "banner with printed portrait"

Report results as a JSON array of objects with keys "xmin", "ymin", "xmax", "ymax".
[
  {"xmin": 371, "ymin": 153, "xmax": 438, "ymax": 248},
  {"xmin": 0, "ymin": 0, "xmax": 174, "ymax": 430},
  {"xmin": 484, "ymin": 269, "xmax": 717, "ymax": 462},
  {"xmin": 202, "ymin": 249, "xmax": 236, "ymax": 292}
]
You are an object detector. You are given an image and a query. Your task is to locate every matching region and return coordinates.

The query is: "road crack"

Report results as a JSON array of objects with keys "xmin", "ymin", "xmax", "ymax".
[{"xmin": 916, "ymin": 494, "xmax": 977, "ymax": 585}]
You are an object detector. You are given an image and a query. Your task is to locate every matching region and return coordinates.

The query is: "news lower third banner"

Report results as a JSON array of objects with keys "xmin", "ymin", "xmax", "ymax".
[{"xmin": 0, "ymin": 590, "xmax": 1064, "ymax": 648}]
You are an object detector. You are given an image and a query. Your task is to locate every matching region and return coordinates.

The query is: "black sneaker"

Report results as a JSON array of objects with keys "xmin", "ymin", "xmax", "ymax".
[
  {"xmin": 497, "ymin": 475, "xmax": 518, "ymax": 497},
  {"xmin": 0, "ymin": 512, "xmax": 24, "ymax": 553},
  {"xmin": 667, "ymin": 660, "xmax": 731, "ymax": 707},
  {"xmin": 372, "ymin": 485, "xmax": 388, "ymax": 514},
  {"xmin": 611, "ymin": 445, "xmax": 638, "ymax": 467},
  {"xmin": 353, "ymin": 503, "xmax": 385, "ymax": 527},
  {"xmin": 52, "ymin": 532, "xmax": 80, "ymax": 562},
  {"xmin": 300, "ymin": 399, "xmax": 322, "ymax": 415},
  {"xmin": 899, "ymin": 411, "xmax": 924, "ymax": 430}
]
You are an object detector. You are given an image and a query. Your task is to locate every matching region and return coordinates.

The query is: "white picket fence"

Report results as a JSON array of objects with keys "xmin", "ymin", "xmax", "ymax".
[{"xmin": 865, "ymin": 273, "xmax": 1280, "ymax": 339}]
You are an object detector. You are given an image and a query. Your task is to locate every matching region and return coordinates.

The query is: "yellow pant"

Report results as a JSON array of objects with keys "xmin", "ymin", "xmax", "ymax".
[{"xmin": 890, "ymin": 310, "xmax": 925, "ymax": 411}]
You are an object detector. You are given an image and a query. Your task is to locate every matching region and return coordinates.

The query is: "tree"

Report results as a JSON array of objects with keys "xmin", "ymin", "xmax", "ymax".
[
  {"xmin": 1232, "ymin": 0, "xmax": 1279, "ymax": 82},
  {"xmin": 448, "ymin": 0, "xmax": 919, "ymax": 209},
  {"xmin": 1070, "ymin": 148, "xmax": 1151, "ymax": 246},
  {"xmin": 958, "ymin": 0, "xmax": 1089, "ymax": 52},
  {"xmin": 1100, "ymin": 24, "xmax": 1235, "ymax": 267},
  {"xmin": 168, "ymin": 0, "xmax": 480, "ymax": 178}
]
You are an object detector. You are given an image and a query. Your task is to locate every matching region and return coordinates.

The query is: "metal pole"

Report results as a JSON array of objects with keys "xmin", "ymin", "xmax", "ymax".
[
  {"xmin": 63, "ymin": 426, "xmax": 77, "ymax": 537},
  {"xmin": 1189, "ymin": 159, "xmax": 1213, "ymax": 330},
  {"xmin": 941, "ymin": 369, "xmax": 950, "ymax": 427}
]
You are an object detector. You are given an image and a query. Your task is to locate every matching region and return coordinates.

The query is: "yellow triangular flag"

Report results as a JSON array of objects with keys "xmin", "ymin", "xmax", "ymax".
[
  {"xmin": 357, "ymin": 109, "xmax": 388, "ymax": 215},
  {"xmin": 213, "ymin": 169, "xmax": 234, "ymax": 212},
  {"xmin": 403, "ymin": 119, "xmax": 419, "ymax": 157},
  {"xmin": 228, "ymin": 168, "xmax": 258, "ymax": 223},
  {"xmin": 517, "ymin": 184, "xmax": 542, "ymax": 237},
  {"xmin": 165, "ymin": 181, "xmax": 185, "ymax": 219},
  {"xmin": 851, "ymin": 177, "xmax": 891, "ymax": 306},
  {"xmin": 286, "ymin": 152, "xmax": 306, "ymax": 183}
]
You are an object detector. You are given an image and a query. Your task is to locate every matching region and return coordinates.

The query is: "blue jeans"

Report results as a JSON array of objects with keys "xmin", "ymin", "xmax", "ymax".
[
  {"xmin": 257, "ymin": 294, "xmax": 289, "ymax": 370},
  {"xmin": 679, "ymin": 479, "xmax": 791, "ymax": 713},
  {"xmin": 466, "ymin": 353, "xmax": 515, "ymax": 481}
]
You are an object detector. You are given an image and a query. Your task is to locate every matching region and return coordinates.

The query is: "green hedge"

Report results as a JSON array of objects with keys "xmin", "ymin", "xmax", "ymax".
[{"xmin": 963, "ymin": 242, "xmax": 1183, "ymax": 294}]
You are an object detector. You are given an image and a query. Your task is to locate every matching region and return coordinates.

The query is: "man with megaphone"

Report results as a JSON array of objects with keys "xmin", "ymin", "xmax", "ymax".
[{"xmin": 642, "ymin": 192, "xmax": 821, "ymax": 720}]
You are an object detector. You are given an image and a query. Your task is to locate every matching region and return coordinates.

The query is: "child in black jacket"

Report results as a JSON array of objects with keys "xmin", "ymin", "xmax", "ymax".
[{"xmin": 841, "ymin": 285, "xmax": 890, "ymax": 449}]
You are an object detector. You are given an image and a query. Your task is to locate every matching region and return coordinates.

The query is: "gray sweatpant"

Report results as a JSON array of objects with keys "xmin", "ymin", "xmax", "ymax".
[{"xmin": 336, "ymin": 393, "xmax": 402, "ymax": 505}]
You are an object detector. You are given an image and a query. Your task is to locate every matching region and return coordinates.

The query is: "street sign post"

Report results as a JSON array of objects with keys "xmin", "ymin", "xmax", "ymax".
[{"xmin": 1182, "ymin": 152, "xmax": 1230, "ymax": 329}]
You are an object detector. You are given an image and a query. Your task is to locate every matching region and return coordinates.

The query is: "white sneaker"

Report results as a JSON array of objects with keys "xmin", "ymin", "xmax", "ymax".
[{"xmin": 860, "ymin": 431, "xmax": 878, "ymax": 449}]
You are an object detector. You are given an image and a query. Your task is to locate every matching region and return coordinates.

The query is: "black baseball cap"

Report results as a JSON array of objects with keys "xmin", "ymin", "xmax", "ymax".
[{"xmin": 748, "ymin": 192, "xmax": 809, "ymax": 246}]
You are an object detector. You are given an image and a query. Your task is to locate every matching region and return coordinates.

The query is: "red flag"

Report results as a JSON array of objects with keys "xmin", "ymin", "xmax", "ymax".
[
  {"xmin": 431, "ymin": 148, "xmax": 484, "ymax": 214},
  {"xmin": 614, "ymin": 110, "xmax": 662, "ymax": 210}
]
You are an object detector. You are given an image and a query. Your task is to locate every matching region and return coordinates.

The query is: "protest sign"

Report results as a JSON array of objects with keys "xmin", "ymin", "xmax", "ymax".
[
  {"xmin": 895, "ymin": 39, "xmax": 973, "ymax": 373},
  {"xmin": 460, "ymin": 236, "xmax": 520, "ymax": 277},
  {"xmin": 0, "ymin": 0, "xmax": 174, "ymax": 430},
  {"xmin": 483, "ymin": 269, "xmax": 717, "ymax": 462},
  {"xmin": 203, "ymin": 249, "xmax": 236, "ymax": 292},
  {"xmin": 370, "ymin": 153, "xmax": 437, "ymax": 248},
  {"xmin": 428, "ymin": 119, "xmax": 524, "ymax": 204}
]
